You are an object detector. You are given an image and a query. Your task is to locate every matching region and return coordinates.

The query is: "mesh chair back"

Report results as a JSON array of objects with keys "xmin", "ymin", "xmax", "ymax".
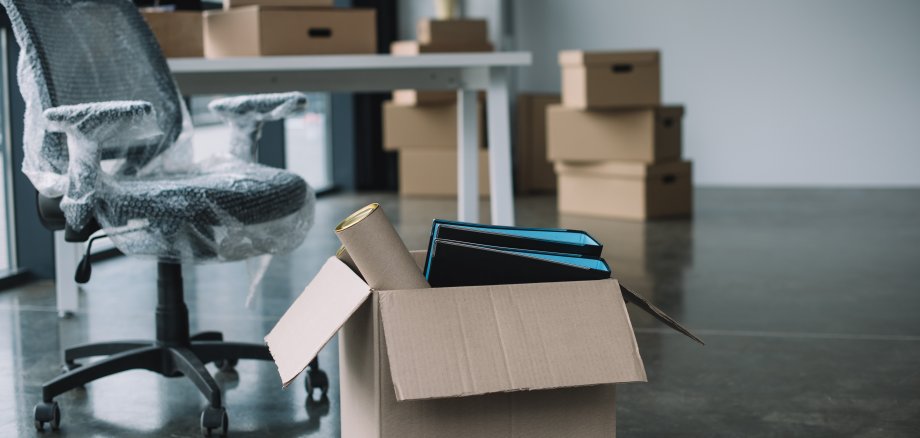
[{"xmin": 2, "ymin": 0, "xmax": 184, "ymax": 181}]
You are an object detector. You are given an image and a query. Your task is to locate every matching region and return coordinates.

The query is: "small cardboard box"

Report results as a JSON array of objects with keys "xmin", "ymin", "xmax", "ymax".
[
  {"xmin": 560, "ymin": 50, "xmax": 660, "ymax": 109},
  {"xmin": 556, "ymin": 160, "xmax": 693, "ymax": 220},
  {"xmin": 141, "ymin": 11, "xmax": 204, "ymax": 58},
  {"xmin": 416, "ymin": 18, "xmax": 489, "ymax": 47},
  {"xmin": 223, "ymin": 0, "xmax": 334, "ymax": 9},
  {"xmin": 399, "ymin": 149, "xmax": 490, "ymax": 197},
  {"xmin": 390, "ymin": 39, "xmax": 493, "ymax": 105},
  {"xmin": 383, "ymin": 100, "xmax": 485, "ymax": 150},
  {"xmin": 203, "ymin": 7, "xmax": 376, "ymax": 58},
  {"xmin": 266, "ymin": 252, "xmax": 652, "ymax": 438},
  {"xmin": 547, "ymin": 104, "xmax": 683, "ymax": 163},
  {"xmin": 516, "ymin": 93, "xmax": 560, "ymax": 194}
]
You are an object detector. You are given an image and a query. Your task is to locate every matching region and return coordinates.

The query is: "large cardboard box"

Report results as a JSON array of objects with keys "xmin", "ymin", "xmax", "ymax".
[
  {"xmin": 399, "ymin": 149, "xmax": 490, "ymax": 197},
  {"xmin": 416, "ymin": 18, "xmax": 489, "ymax": 47},
  {"xmin": 560, "ymin": 50, "xmax": 660, "ymax": 109},
  {"xmin": 266, "ymin": 252, "xmax": 653, "ymax": 438},
  {"xmin": 547, "ymin": 105, "xmax": 683, "ymax": 163},
  {"xmin": 383, "ymin": 101, "xmax": 485, "ymax": 150},
  {"xmin": 203, "ymin": 7, "xmax": 376, "ymax": 58},
  {"xmin": 223, "ymin": 0, "xmax": 334, "ymax": 9},
  {"xmin": 556, "ymin": 160, "xmax": 693, "ymax": 220},
  {"xmin": 141, "ymin": 11, "xmax": 204, "ymax": 58},
  {"xmin": 515, "ymin": 93, "xmax": 560, "ymax": 194}
]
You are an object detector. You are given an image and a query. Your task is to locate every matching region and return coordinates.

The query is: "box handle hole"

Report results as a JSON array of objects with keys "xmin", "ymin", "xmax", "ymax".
[
  {"xmin": 662, "ymin": 118, "xmax": 674, "ymax": 128},
  {"xmin": 662, "ymin": 174, "xmax": 677, "ymax": 184},
  {"xmin": 308, "ymin": 28, "xmax": 333, "ymax": 38},
  {"xmin": 611, "ymin": 63, "xmax": 633, "ymax": 74}
]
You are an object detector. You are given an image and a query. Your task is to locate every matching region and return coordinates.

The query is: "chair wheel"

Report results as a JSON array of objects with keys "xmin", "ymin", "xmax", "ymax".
[
  {"xmin": 215, "ymin": 358, "xmax": 238, "ymax": 373},
  {"xmin": 200, "ymin": 406, "xmax": 228, "ymax": 437},
  {"xmin": 305, "ymin": 369, "xmax": 329, "ymax": 401},
  {"xmin": 34, "ymin": 401, "xmax": 61, "ymax": 431}
]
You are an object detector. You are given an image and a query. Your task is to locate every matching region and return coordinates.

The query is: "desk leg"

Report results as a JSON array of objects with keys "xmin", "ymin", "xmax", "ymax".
[
  {"xmin": 54, "ymin": 231, "xmax": 81, "ymax": 317},
  {"xmin": 457, "ymin": 89, "xmax": 480, "ymax": 223},
  {"xmin": 486, "ymin": 67, "xmax": 516, "ymax": 226}
]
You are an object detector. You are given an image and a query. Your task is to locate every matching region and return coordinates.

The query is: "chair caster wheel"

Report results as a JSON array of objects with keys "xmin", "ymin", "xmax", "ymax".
[
  {"xmin": 305, "ymin": 368, "xmax": 329, "ymax": 401},
  {"xmin": 215, "ymin": 358, "xmax": 238, "ymax": 373},
  {"xmin": 200, "ymin": 406, "xmax": 228, "ymax": 437},
  {"xmin": 34, "ymin": 401, "xmax": 61, "ymax": 431}
]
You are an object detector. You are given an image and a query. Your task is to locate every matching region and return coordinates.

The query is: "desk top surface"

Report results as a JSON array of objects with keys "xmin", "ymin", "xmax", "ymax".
[{"xmin": 168, "ymin": 52, "xmax": 532, "ymax": 73}]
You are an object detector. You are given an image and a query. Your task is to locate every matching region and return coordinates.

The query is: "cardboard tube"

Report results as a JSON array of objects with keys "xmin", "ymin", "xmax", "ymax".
[
  {"xmin": 335, "ymin": 203, "xmax": 430, "ymax": 290},
  {"xmin": 335, "ymin": 245, "xmax": 362, "ymax": 278}
]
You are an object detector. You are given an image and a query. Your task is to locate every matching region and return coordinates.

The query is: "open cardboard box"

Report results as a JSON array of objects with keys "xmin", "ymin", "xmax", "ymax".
[{"xmin": 266, "ymin": 251, "xmax": 696, "ymax": 437}]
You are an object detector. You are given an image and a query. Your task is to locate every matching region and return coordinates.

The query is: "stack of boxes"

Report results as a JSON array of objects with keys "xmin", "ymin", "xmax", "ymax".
[
  {"xmin": 547, "ymin": 50, "xmax": 692, "ymax": 220},
  {"xmin": 383, "ymin": 19, "xmax": 493, "ymax": 197}
]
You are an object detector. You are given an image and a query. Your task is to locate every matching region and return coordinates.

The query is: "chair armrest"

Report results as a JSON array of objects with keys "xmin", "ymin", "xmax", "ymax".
[
  {"xmin": 208, "ymin": 92, "xmax": 308, "ymax": 161},
  {"xmin": 43, "ymin": 101, "xmax": 160, "ymax": 231}
]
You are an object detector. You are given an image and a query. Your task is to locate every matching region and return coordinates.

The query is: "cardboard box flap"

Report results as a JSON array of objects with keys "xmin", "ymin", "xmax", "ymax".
[
  {"xmin": 265, "ymin": 257, "xmax": 371, "ymax": 387},
  {"xmin": 379, "ymin": 278, "xmax": 647, "ymax": 401},
  {"xmin": 555, "ymin": 161, "xmax": 692, "ymax": 179},
  {"xmin": 559, "ymin": 50, "xmax": 659, "ymax": 67}
]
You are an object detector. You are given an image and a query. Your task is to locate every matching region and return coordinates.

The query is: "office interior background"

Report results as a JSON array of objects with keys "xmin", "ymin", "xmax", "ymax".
[{"xmin": 0, "ymin": 0, "xmax": 918, "ymax": 437}]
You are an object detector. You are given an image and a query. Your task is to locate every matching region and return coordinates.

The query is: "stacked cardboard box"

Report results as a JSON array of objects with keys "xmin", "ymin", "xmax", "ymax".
[
  {"xmin": 203, "ymin": 0, "xmax": 376, "ymax": 58},
  {"xmin": 515, "ymin": 93, "xmax": 560, "ymax": 194},
  {"xmin": 383, "ymin": 19, "xmax": 493, "ymax": 197},
  {"xmin": 141, "ymin": 9, "xmax": 206, "ymax": 58},
  {"xmin": 547, "ymin": 50, "xmax": 692, "ymax": 220}
]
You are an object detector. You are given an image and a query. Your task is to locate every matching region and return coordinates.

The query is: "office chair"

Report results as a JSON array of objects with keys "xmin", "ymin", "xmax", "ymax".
[{"xmin": 0, "ymin": 0, "xmax": 328, "ymax": 435}]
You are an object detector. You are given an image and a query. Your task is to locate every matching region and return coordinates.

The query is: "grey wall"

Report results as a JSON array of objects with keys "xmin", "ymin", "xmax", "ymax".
[{"xmin": 400, "ymin": 0, "xmax": 920, "ymax": 187}]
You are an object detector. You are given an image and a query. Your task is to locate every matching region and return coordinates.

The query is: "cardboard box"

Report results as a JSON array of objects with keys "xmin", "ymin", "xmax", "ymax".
[
  {"xmin": 547, "ymin": 105, "xmax": 683, "ymax": 163},
  {"xmin": 223, "ymin": 0, "xmax": 334, "ymax": 9},
  {"xmin": 203, "ymin": 7, "xmax": 376, "ymax": 58},
  {"xmin": 556, "ymin": 160, "xmax": 693, "ymax": 220},
  {"xmin": 383, "ymin": 101, "xmax": 485, "ymax": 150},
  {"xmin": 141, "ymin": 11, "xmax": 204, "ymax": 58},
  {"xmin": 559, "ymin": 50, "xmax": 660, "ymax": 109},
  {"xmin": 390, "ymin": 40, "xmax": 494, "ymax": 55},
  {"xmin": 416, "ymin": 18, "xmax": 489, "ymax": 47},
  {"xmin": 266, "ymin": 252, "xmax": 653, "ymax": 438},
  {"xmin": 399, "ymin": 149, "xmax": 490, "ymax": 197},
  {"xmin": 391, "ymin": 40, "xmax": 493, "ymax": 105},
  {"xmin": 516, "ymin": 93, "xmax": 560, "ymax": 194}
]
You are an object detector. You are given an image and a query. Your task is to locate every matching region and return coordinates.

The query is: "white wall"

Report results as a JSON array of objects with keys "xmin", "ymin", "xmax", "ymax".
[{"xmin": 399, "ymin": 0, "xmax": 920, "ymax": 187}]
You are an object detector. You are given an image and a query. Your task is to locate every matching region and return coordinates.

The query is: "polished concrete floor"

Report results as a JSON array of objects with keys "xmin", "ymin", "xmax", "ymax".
[{"xmin": 1, "ymin": 189, "xmax": 919, "ymax": 437}]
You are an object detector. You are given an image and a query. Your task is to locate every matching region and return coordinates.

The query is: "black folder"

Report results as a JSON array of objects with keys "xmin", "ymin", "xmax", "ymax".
[{"xmin": 426, "ymin": 239, "xmax": 611, "ymax": 288}]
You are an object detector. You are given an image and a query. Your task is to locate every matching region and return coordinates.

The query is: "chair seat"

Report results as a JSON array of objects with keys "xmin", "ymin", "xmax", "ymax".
[{"xmin": 97, "ymin": 161, "xmax": 309, "ymax": 232}]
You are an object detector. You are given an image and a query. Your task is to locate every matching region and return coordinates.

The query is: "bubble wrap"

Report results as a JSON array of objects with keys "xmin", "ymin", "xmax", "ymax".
[{"xmin": 2, "ymin": 0, "xmax": 315, "ymax": 263}]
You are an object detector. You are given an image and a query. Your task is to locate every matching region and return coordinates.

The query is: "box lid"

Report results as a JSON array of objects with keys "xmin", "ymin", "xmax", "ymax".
[
  {"xmin": 379, "ymin": 278, "xmax": 647, "ymax": 401},
  {"xmin": 559, "ymin": 50, "xmax": 659, "ymax": 67},
  {"xmin": 265, "ymin": 257, "xmax": 372, "ymax": 387},
  {"xmin": 555, "ymin": 160, "xmax": 692, "ymax": 178}
]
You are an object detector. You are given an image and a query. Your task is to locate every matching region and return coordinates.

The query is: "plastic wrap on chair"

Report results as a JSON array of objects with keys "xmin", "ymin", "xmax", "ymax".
[
  {"xmin": 1, "ymin": 0, "xmax": 315, "ymax": 263},
  {"xmin": 209, "ymin": 92, "xmax": 308, "ymax": 161}
]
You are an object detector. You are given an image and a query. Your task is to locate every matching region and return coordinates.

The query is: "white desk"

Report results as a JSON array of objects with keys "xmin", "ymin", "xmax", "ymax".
[
  {"xmin": 55, "ymin": 52, "xmax": 531, "ymax": 316},
  {"xmin": 168, "ymin": 52, "xmax": 532, "ymax": 226}
]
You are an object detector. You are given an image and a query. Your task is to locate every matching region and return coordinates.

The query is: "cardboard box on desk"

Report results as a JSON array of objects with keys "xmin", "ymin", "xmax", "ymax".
[
  {"xmin": 547, "ymin": 105, "xmax": 684, "ymax": 163},
  {"xmin": 391, "ymin": 39, "xmax": 495, "ymax": 105},
  {"xmin": 516, "ymin": 93, "xmax": 560, "ymax": 194},
  {"xmin": 141, "ymin": 11, "xmax": 204, "ymax": 58},
  {"xmin": 400, "ymin": 149, "xmax": 490, "ymax": 197},
  {"xmin": 556, "ymin": 160, "xmax": 693, "ymax": 220},
  {"xmin": 560, "ymin": 50, "xmax": 660, "ymax": 109},
  {"xmin": 266, "ymin": 251, "xmax": 656, "ymax": 438},
  {"xmin": 416, "ymin": 18, "xmax": 489, "ymax": 46},
  {"xmin": 203, "ymin": 7, "xmax": 376, "ymax": 58},
  {"xmin": 223, "ymin": 0, "xmax": 333, "ymax": 9},
  {"xmin": 383, "ymin": 100, "xmax": 486, "ymax": 150}
]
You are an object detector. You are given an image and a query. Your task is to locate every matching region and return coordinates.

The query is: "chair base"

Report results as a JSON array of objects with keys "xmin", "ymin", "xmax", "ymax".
[{"xmin": 34, "ymin": 262, "xmax": 328, "ymax": 437}]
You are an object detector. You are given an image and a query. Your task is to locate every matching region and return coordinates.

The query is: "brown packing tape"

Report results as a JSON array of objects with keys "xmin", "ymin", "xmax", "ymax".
[{"xmin": 335, "ymin": 203, "xmax": 430, "ymax": 290}]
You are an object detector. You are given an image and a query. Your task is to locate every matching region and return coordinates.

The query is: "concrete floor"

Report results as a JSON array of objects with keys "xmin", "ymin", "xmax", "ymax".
[{"xmin": 1, "ymin": 189, "xmax": 919, "ymax": 437}]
